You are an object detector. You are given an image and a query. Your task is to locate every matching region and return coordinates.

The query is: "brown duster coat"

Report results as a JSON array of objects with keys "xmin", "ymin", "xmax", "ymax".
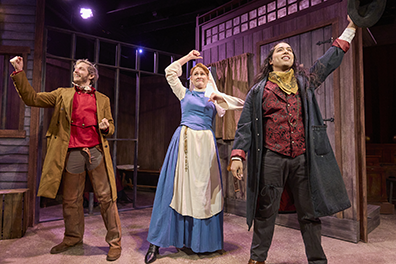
[{"xmin": 11, "ymin": 71, "xmax": 117, "ymax": 201}]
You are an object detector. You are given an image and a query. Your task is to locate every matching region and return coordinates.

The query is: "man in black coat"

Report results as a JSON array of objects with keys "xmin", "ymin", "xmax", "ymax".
[{"xmin": 229, "ymin": 16, "xmax": 358, "ymax": 264}]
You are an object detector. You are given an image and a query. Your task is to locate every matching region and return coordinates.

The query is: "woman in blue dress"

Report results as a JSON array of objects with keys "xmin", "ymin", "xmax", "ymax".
[{"xmin": 144, "ymin": 50, "xmax": 244, "ymax": 263}]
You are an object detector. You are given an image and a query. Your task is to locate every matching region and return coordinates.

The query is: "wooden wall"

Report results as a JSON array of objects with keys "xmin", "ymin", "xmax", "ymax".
[
  {"xmin": 197, "ymin": 0, "xmax": 366, "ymax": 240},
  {"xmin": 0, "ymin": 0, "xmax": 37, "ymax": 189}
]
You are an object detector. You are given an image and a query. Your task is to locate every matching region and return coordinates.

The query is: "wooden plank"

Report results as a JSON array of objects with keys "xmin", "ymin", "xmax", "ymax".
[
  {"xmin": 11, "ymin": 192, "xmax": 23, "ymax": 239},
  {"xmin": 0, "ymin": 6, "xmax": 36, "ymax": 15},
  {"xmin": 23, "ymin": 116, "xmax": 31, "ymax": 127},
  {"xmin": 203, "ymin": 49, "xmax": 210, "ymax": 65},
  {"xmin": 243, "ymin": 34, "xmax": 253, "ymax": 54},
  {"xmin": 0, "ymin": 40, "xmax": 35, "ymax": 48},
  {"xmin": 218, "ymin": 43, "xmax": 226, "ymax": 61},
  {"xmin": 23, "ymin": 189, "xmax": 29, "ymax": 234},
  {"xmin": 226, "ymin": 40, "xmax": 234, "ymax": 59},
  {"xmin": 367, "ymin": 204, "xmax": 380, "ymax": 234},
  {"xmin": 210, "ymin": 46, "xmax": 219, "ymax": 63},
  {"xmin": 0, "ymin": 130, "xmax": 26, "ymax": 138},
  {"xmin": 0, "ymin": 0, "xmax": 35, "ymax": 5},
  {"xmin": 2, "ymin": 14, "xmax": 35, "ymax": 24},
  {"xmin": 0, "ymin": 173, "xmax": 28, "ymax": 182},
  {"xmin": 3, "ymin": 193, "xmax": 14, "ymax": 239},
  {"xmin": 0, "ymin": 145, "xmax": 29, "ymax": 154},
  {"xmin": 0, "ymin": 138, "xmax": 30, "ymax": 146},
  {"xmin": 234, "ymin": 37, "xmax": 244, "ymax": 56},
  {"xmin": 0, "ymin": 182, "xmax": 27, "ymax": 189},
  {"xmin": 299, "ymin": 31, "xmax": 311, "ymax": 70},
  {"xmin": 0, "ymin": 45, "xmax": 31, "ymax": 54},
  {"xmin": 0, "ymin": 194, "xmax": 3, "ymax": 239},
  {"xmin": 0, "ymin": 154, "xmax": 29, "ymax": 163},
  {"xmin": 0, "ymin": 189, "xmax": 29, "ymax": 195},
  {"xmin": 225, "ymin": 197, "xmax": 246, "ymax": 217},
  {"xmin": 253, "ymin": 30, "xmax": 263, "ymax": 76},
  {"xmin": 29, "ymin": 0, "xmax": 45, "ymax": 226},
  {"xmin": 347, "ymin": 26, "xmax": 367, "ymax": 240},
  {"xmin": 0, "ymin": 164, "xmax": 28, "ymax": 172}
]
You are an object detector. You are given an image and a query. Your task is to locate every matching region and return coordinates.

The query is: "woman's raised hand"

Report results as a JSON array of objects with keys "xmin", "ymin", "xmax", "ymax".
[{"xmin": 188, "ymin": 50, "xmax": 203, "ymax": 60}]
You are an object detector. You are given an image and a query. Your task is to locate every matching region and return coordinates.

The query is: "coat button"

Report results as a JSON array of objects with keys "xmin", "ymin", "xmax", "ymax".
[{"xmin": 258, "ymin": 149, "xmax": 260, "ymax": 151}]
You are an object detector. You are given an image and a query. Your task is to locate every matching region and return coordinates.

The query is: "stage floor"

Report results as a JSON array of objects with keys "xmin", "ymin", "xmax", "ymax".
[{"xmin": 1, "ymin": 208, "xmax": 396, "ymax": 264}]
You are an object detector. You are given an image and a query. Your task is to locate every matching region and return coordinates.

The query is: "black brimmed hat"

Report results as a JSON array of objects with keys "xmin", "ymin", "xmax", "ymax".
[{"xmin": 347, "ymin": 0, "xmax": 387, "ymax": 28}]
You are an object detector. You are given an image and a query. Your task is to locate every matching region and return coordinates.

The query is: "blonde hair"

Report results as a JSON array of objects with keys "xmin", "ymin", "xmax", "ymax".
[{"xmin": 75, "ymin": 59, "xmax": 99, "ymax": 84}]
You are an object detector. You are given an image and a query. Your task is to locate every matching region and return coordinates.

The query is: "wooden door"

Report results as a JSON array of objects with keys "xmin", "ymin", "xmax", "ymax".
[{"xmin": 258, "ymin": 25, "xmax": 362, "ymax": 243}]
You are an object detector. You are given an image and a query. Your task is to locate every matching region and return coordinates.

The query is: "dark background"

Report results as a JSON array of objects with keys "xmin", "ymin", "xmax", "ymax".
[{"xmin": 45, "ymin": 0, "xmax": 233, "ymax": 55}]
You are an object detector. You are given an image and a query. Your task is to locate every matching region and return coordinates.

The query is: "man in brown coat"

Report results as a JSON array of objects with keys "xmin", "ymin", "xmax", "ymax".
[{"xmin": 10, "ymin": 57, "xmax": 122, "ymax": 261}]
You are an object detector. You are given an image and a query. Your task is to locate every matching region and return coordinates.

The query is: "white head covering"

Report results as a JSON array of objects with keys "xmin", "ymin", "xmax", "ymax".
[{"xmin": 189, "ymin": 65, "xmax": 220, "ymax": 98}]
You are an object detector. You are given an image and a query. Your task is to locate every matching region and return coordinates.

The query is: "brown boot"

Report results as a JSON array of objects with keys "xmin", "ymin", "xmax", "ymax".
[
  {"xmin": 50, "ymin": 240, "xmax": 83, "ymax": 254},
  {"xmin": 62, "ymin": 170, "xmax": 86, "ymax": 246},
  {"xmin": 107, "ymin": 246, "xmax": 122, "ymax": 261},
  {"xmin": 248, "ymin": 259, "xmax": 265, "ymax": 264}
]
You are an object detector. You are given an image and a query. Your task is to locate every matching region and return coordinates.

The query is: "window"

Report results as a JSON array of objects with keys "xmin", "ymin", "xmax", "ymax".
[{"xmin": 0, "ymin": 46, "xmax": 30, "ymax": 138}]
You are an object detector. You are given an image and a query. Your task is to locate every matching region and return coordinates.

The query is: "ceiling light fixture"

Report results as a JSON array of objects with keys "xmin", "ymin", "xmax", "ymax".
[{"xmin": 80, "ymin": 8, "xmax": 93, "ymax": 19}]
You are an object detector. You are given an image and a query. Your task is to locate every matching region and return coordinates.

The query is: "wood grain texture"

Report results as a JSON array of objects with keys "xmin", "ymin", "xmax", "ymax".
[{"xmin": 0, "ymin": 189, "xmax": 28, "ymax": 239}]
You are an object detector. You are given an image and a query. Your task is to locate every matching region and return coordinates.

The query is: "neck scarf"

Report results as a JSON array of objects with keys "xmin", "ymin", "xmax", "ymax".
[
  {"xmin": 72, "ymin": 82, "xmax": 92, "ymax": 92},
  {"xmin": 268, "ymin": 69, "xmax": 298, "ymax": 95}
]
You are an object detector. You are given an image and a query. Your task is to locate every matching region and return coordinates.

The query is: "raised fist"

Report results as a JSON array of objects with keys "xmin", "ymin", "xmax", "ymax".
[{"xmin": 10, "ymin": 56, "xmax": 24, "ymax": 72}]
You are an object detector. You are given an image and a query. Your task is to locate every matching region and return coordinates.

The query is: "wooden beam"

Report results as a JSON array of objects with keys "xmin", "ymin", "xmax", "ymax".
[
  {"xmin": 0, "ymin": 46, "xmax": 30, "ymax": 54},
  {"xmin": 354, "ymin": 27, "xmax": 368, "ymax": 242},
  {"xmin": 0, "ymin": 130, "xmax": 26, "ymax": 138},
  {"xmin": 28, "ymin": 0, "xmax": 46, "ymax": 226}
]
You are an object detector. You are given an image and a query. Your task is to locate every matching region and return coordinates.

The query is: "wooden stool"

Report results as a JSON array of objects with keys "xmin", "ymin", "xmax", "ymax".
[
  {"xmin": 386, "ymin": 177, "xmax": 396, "ymax": 204},
  {"xmin": 0, "ymin": 189, "xmax": 29, "ymax": 240}
]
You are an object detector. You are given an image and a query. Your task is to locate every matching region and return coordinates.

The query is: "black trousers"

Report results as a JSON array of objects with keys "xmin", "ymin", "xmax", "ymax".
[{"xmin": 250, "ymin": 149, "xmax": 327, "ymax": 264}]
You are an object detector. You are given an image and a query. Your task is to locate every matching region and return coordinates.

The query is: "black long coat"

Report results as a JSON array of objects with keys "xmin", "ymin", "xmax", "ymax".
[{"xmin": 232, "ymin": 45, "xmax": 351, "ymax": 229}]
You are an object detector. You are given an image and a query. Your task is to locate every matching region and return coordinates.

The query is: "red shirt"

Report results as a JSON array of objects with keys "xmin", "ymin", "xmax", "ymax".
[
  {"xmin": 68, "ymin": 87, "xmax": 101, "ymax": 148},
  {"xmin": 262, "ymin": 81, "xmax": 305, "ymax": 157}
]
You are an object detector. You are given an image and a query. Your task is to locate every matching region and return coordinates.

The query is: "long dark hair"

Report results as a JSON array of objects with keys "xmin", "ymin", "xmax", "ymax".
[{"xmin": 254, "ymin": 41, "xmax": 318, "ymax": 86}]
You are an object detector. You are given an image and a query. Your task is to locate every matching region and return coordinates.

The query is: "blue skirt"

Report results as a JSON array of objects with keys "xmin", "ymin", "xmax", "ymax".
[{"xmin": 147, "ymin": 127, "xmax": 224, "ymax": 253}]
